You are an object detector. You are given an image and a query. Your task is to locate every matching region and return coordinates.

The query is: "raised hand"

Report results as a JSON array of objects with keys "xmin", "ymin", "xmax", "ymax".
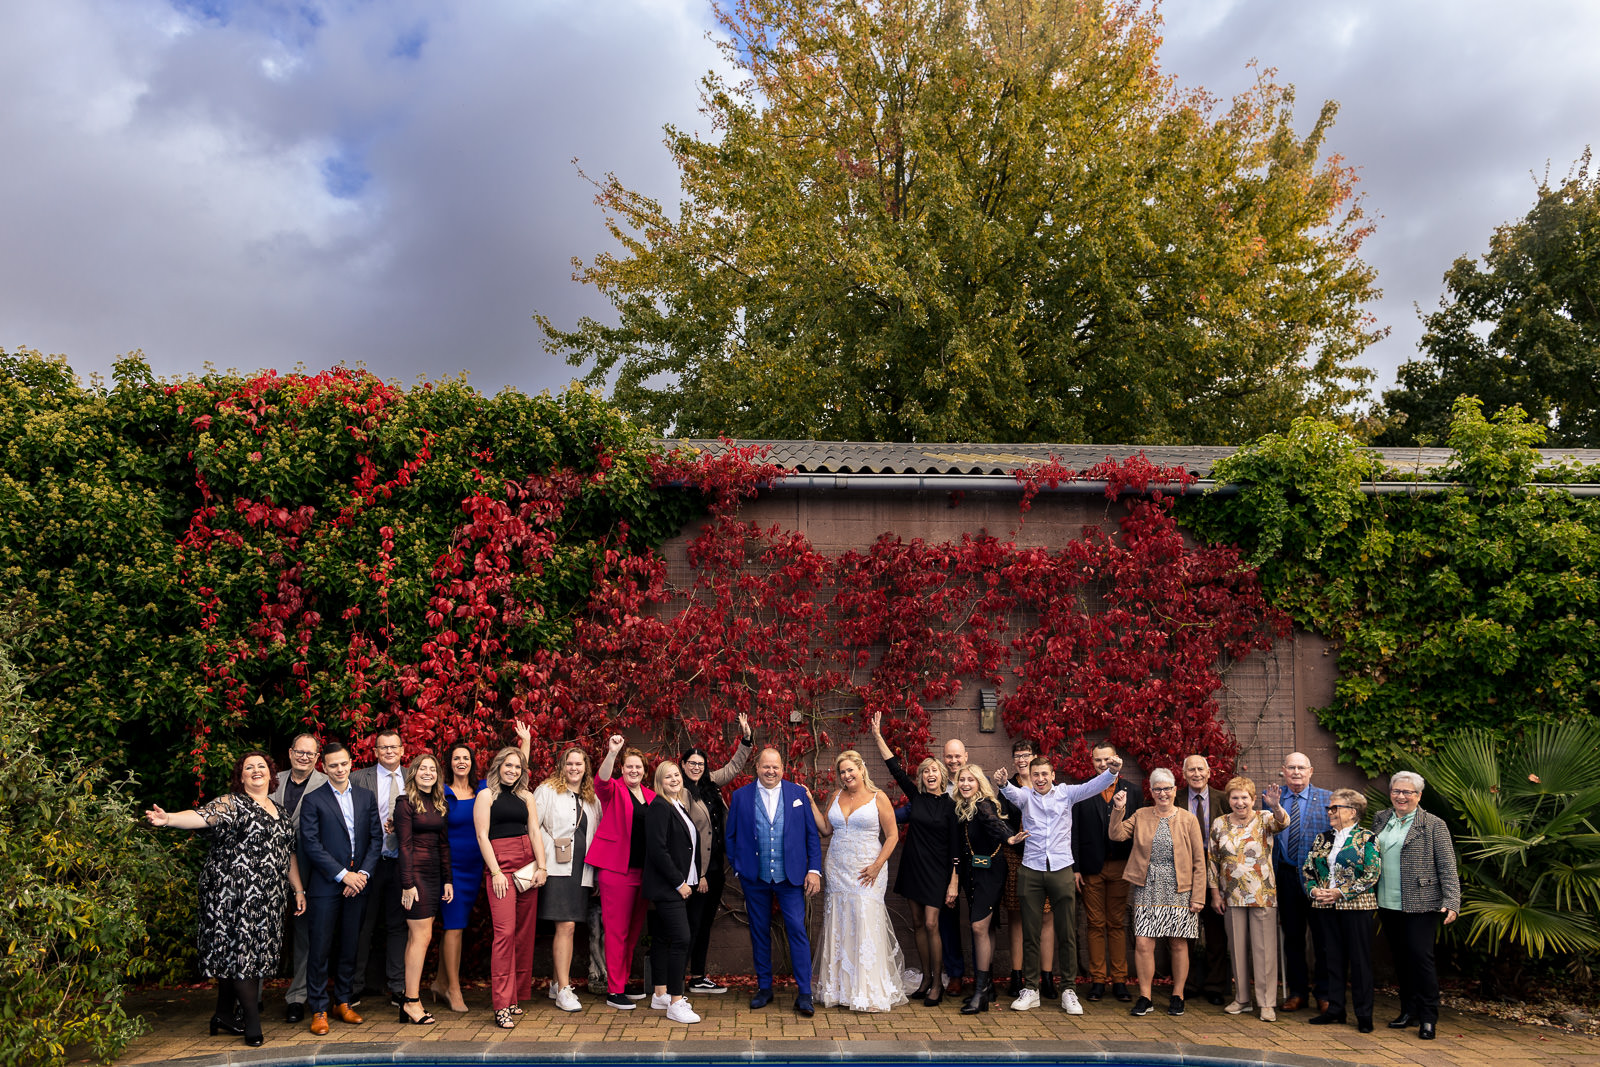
[
  {"xmin": 143, "ymin": 805, "xmax": 168, "ymax": 827},
  {"xmin": 993, "ymin": 766, "xmax": 1010, "ymax": 788},
  {"xmin": 1263, "ymin": 783, "xmax": 1283, "ymax": 808},
  {"xmin": 608, "ymin": 734, "xmax": 626, "ymax": 753},
  {"xmin": 737, "ymin": 712, "xmax": 751, "ymax": 737},
  {"xmin": 870, "ymin": 710, "xmax": 883, "ymax": 737},
  {"xmin": 1111, "ymin": 790, "xmax": 1127, "ymax": 813},
  {"xmin": 513, "ymin": 720, "xmax": 532, "ymax": 746}
]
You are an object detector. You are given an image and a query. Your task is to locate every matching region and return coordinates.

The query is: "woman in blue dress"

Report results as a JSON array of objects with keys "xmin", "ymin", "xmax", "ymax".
[{"xmin": 432, "ymin": 741, "xmax": 483, "ymax": 1012}]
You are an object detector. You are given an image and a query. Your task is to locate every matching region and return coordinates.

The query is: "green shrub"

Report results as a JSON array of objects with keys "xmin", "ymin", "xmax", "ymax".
[{"xmin": 0, "ymin": 616, "xmax": 172, "ymax": 1065}]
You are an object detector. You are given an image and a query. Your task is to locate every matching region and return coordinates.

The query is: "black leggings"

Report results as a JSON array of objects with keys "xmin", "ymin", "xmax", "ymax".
[
  {"xmin": 686, "ymin": 866, "xmax": 726, "ymax": 976},
  {"xmin": 215, "ymin": 977, "xmax": 262, "ymax": 1039},
  {"xmin": 649, "ymin": 897, "xmax": 692, "ymax": 997}
]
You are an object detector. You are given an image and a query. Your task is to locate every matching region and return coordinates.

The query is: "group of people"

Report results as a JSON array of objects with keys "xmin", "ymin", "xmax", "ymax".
[{"xmin": 144, "ymin": 719, "xmax": 1460, "ymax": 1048}]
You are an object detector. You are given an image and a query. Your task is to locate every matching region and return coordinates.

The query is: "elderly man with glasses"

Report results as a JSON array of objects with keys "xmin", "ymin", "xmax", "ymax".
[
  {"xmin": 272, "ymin": 733, "xmax": 327, "ymax": 1023},
  {"xmin": 1372, "ymin": 772, "xmax": 1459, "ymax": 1041},
  {"xmin": 1269, "ymin": 752, "xmax": 1331, "ymax": 1013}
]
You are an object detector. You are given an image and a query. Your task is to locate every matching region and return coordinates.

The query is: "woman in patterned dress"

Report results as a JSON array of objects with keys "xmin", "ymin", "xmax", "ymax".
[
  {"xmin": 145, "ymin": 750, "xmax": 304, "ymax": 1048},
  {"xmin": 1109, "ymin": 767, "xmax": 1206, "ymax": 1019},
  {"xmin": 1302, "ymin": 788, "xmax": 1381, "ymax": 1033},
  {"xmin": 1206, "ymin": 776, "xmax": 1290, "ymax": 1021},
  {"xmin": 396, "ymin": 752, "xmax": 453, "ymax": 1025}
]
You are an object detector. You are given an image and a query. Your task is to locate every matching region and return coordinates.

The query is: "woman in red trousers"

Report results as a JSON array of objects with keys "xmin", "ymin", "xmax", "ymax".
[
  {"xmin": 474, "ymin": 746, "xmax": 547, "ymax": 1029},
  {"xmin": 588, "ymin": 733, "xmax": 656, "ymax": 1010}
]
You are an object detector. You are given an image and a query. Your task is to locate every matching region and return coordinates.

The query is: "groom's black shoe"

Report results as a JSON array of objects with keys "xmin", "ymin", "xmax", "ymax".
[
  {"xmin": 794, "ymin": 994, "xmax": 815, "ymax": 1017},
  {"xmin": 749, "ymin": 988, "xmax": 774, "ymax": 1009}
]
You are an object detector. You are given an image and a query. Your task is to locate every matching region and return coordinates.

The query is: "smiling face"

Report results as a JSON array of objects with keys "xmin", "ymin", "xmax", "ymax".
[
  {"xmin": 621, "ymin": 754, "xmax": 646, "ymax": 787},
  {"xmin": 1390, "ymin": 778, "xmax": 1421, "ymax": 815},
  {"xmin": 943, "ymin": 739, "xmax": 968, "ymax": 778},
  {"xmin": 563, "ymin": 750, "xmax": 587, "ymax": 787},
  {"xmin": 921, "ymin": 763, "xmax": 943, "ymax": 791},
  {"xmin": 1229, "ymin": 788, "xmax": 1254, "ymax": 816},
  {"xmin": 449, "ymin": 747, "xmax": 473, "ymax": 783},
  {"xmin": 756, "ymin": 749, "xmax": 784, "ymax": 788},
  {"xmin": 660, "ymin": 763, "xmax": 682, "ymax": 795},
  {"xmin": 374, "ymin": 732, "xmax": 404, "ymax": 772},
  {"xmin": 957, "ymin": 767, "xmax": 979, "ymax": 799},
  {"xmin": 683, "ymin": 752, "xmax": 707, "ymax": 783},
  {"xmin": 1091, "ymin": 745, "xmax": 1118, "ymax": 774},
  {"xmin": 1183, "ymin": 756, "xmax": 1210, "ymax": 792},
  {"xmin": 1282, "ymin": 752, "xmax": 1313, "ymax": 791},
  {"xmin": 323, "ymin": 748, "xmax": 352, "ymax": 788},
  {"xmin": 499, "ymin": 754, "xmax": 524, "ymax": 788},
  {"xmin": 240, "ymin": 754, "xmax": 271, "ymax": 793},
  {"xmin": 288, "ymin": 736, "xmax": 320, "ymax": 779},
  {"xmin": 1029, "ymin": 760, "xmax": 1055, "ymax": 794},
  {"xmin": 837, "ymin": 757, "xmax": 861, "ymax": 790},
  {"xmin": 1012, "ymin": 746, "xmax": 1034, "ymax": 778},
  {"xmin": 414, "ymin": 756, "xmax": 439, "ymax": 791}
]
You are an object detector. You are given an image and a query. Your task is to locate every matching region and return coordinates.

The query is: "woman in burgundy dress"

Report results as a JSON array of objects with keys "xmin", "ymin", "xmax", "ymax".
[{"xmin": 396, "ymin": 752, "xmax": 454, "ymax": 1024}]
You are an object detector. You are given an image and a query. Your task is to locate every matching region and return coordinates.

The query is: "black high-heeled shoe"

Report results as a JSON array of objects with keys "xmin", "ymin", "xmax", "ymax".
[
  {"xmin": 208, "ymin": 1015, "xmax": 245, "ymax": 1037},
  {"xmin": 922, "ymin": 986, "xmax": 943, "ymax": 1007},
  {"xmin": 243, "ymin": 1033, "xmax": 265, "ymax": 1047},
  {"xmin": 398, "ymin": 995, "xmax": 436, "ymax": 1025}
]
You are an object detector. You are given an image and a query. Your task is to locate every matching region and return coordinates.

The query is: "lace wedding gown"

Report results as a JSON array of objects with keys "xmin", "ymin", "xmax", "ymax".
[{"xmin": 815, "ymin": 794, "xmax": 909, "ymax": 1011}]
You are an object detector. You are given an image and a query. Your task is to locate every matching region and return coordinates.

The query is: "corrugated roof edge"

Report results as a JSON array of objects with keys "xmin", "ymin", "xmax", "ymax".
[{"xmin": 656, "ymin": 439, "xmax": 1600, "ymax": 480}]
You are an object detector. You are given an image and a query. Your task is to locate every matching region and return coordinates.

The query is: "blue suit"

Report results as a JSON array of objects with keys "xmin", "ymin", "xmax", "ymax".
[
  {"xmin": 726, "ymin": 779, "xmax": 822, "ymax": 994},
  {"xmin": 298, "ymin": 781, "xmax": 382, "ymax": 1011},
  {"xmin": 1269, "ymin": 783, "xmax": 1333, "ymax": 1005}
]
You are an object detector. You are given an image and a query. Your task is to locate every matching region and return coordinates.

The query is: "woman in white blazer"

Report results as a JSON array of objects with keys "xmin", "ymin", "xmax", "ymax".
[{"xmin": 533, "ymin": 747, "xmax": 603, "ymax": 1012}]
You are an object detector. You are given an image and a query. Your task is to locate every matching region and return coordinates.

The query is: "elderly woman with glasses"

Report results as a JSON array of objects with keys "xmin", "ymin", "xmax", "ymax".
[
  {"xmin": 1301, "ymin": 788, "xmax": 1381, "ymax": 1033},
  {"xmin": 1372, "ymin": 772, "xmax": 1458, "ymax": 1042},
  {"xmin": 1109, "ymin": 767, "xmax": 1207, "ymax": 1019}
]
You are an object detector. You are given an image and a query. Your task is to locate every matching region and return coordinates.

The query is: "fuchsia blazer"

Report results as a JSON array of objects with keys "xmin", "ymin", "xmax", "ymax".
[{"xmin": 584, "ymin": 774, "xmax": 657, "ymax": 875}]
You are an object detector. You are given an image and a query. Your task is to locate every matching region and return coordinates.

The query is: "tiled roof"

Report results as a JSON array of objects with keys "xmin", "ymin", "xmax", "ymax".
[{"xmin": 661, "ymin": 439, "xmax": 1600, "ymax": 479}]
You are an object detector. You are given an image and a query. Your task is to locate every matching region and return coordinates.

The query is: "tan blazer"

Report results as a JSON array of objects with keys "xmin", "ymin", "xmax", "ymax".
[{"xmin": 1109, "ymin": 806, "xmax": 1208, "ymax": 907}]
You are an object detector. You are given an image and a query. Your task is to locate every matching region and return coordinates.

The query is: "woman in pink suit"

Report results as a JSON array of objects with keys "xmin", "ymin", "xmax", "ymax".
[{"xmin": 587, "ymin": 733, "xmax": 657, "ymax": 1010}]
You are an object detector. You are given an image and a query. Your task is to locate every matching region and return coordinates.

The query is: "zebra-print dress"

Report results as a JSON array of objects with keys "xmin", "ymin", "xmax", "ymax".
[
  {"xmin": 1132, "ymin": 815, "xmax": 1200, "ymax": 940},
  {"xmin": 195, "ymin": 793, "xmax": 296, "ymax": 979}
]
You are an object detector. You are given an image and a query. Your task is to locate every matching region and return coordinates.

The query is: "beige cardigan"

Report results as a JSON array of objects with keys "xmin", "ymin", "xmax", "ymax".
[{"xmin": 1108, "ymin": 806, "xmax": 1208, "ymax": 907}]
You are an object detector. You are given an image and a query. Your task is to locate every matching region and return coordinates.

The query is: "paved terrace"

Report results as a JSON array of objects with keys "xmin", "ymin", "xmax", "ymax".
[{"xmin": 114, "ymin": 981, "xmax": 1597, "ymax": 1067}]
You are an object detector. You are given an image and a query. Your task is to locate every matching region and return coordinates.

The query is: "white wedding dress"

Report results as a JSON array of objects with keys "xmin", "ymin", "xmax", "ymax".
[{"xmin": 815, "ymin": 794, "xmax": 908, "ymax": 1012}]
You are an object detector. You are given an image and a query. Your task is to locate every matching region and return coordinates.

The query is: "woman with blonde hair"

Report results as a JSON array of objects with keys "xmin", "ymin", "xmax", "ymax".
[
  {"xmin": 953, "ymin": 764, "xmax": 1028, "ymax": 1013},
  {"xmin": 643, "ymin": 760, "xmax": 706, "ymax": 1023},
  {"xmin": 395, "ymin": 752, "xmax": 453, "ymax": 1025},
  {"xmin": 534, "ymin": 746, "xmax": 602, "ymax": 1012},
  {"xmin": 869, "ymin": 711, "xmax": 959, "ymax": 1005},
  {"xmin": 1206, "ymin": 775, "xmax": 1289, "ymax": 1021},
  {"xmin": 806, "ymin": 747, "xmax": 905, "ymax": 1011},
  {"xmin": 473, "ymin": 747, "xmax": 546, "ymax": 1029}
]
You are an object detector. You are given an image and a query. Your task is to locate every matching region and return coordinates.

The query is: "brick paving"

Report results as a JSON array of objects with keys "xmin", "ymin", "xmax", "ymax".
[{"xmin": 113, "ymin": 982, "xmax": 1599, "ymax": 1067}]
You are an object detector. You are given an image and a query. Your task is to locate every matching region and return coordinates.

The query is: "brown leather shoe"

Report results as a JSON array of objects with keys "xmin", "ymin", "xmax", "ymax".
[
  {"xmin": 1279, "ymin": 996, "xmax": 1305, "ymax": 1011},
  {"xmin": 1318, "ymin": 999, "xmax": 1331, "ymax": 1015},
  {"xmin": 333, "ymin": 1002, "xmax": 364, "ymax": 1024},
  {"xmin": 945, "ymin": 979, "xmax": 962, "ymax": 997},
  {"xmin": 309, "ymin": 1011, "xmax": 330, "ymax": 1035}
]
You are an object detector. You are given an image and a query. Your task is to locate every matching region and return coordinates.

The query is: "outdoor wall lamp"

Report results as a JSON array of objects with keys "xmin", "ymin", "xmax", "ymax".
[{"xmin": 978, "ymin": 688, "xmax": 997, "ymax": 733}]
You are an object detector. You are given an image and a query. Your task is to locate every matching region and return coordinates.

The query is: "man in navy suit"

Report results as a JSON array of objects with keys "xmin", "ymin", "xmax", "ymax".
[
  {"xmin": 725, "ymin": 747, "xmax": 822, "ymax": 1016},
  {"xmin": 298, "ymin": 741, "xmax": 382, "ymax": 1035}
]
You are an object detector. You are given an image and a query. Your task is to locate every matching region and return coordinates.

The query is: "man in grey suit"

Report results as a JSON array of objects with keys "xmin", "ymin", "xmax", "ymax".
[
  {"xmin": 271, "ymin": 733, "xmax": 327, "ymax": 1023},
  {"xmin": 350, "ymin": 728, "xmax": 408, "ymax": 1005},
  {"xmin": 1179, "ymin": 754, "xmax": 1230, "ymax": 1006}
]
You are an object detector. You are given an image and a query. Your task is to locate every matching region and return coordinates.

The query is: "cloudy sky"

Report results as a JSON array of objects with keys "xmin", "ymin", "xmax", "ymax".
[{"xmin": 3, "ymin": 0, "xmax": 1597, "ymax": 408}]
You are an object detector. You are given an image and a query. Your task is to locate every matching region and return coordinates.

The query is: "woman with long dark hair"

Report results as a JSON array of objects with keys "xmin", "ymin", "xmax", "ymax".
[
  {"xmin": 431, "ymin": 741, "xmax": 481, "ymax": 1013},
  {"xmin": 145, "ymin": 750, "xmax": 305, "ymax": 1048},
  {"xmin": 396, "ymin": 752, "xmax": 453, "ymax": 1025},
  {"xmin": 678, "ymin": 711, "xmax": 753, "ymax": 992}
]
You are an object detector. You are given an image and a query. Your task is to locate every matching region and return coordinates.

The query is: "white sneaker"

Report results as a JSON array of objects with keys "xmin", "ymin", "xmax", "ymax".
[
  {"xmin": 650, "ymin": 992, "xmax": 671, "ymax": 1010},
  {"xmin": 548, "ymin": 981, "xmax": 559, "ymax": 1001},
  {"xmin": 1011, "ymin": 988, "xmax": 1040, "ymax": 1011},
  {"xmin": 1061, "ymin": 989, "xmax": 1084, "ymax": 1015},
  {"xmin": 555, "ymin": 986, "xmax": 582, "ymax": 1013},
  {"xmin": 666, "ymin": 998, "xmax": 701, "ymax": 1024}
]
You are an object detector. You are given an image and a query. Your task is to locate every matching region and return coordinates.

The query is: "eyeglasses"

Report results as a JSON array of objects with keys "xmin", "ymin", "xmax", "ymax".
[
  {"xmin": 684, "ymin": 760, "xmax": 706, "ymax": 770},
  {"xmin": 1151, "ymin": 786, "xmax": 1176, "ymax": 794},
  {"xmin": 1326, "ymin": 804, "xmax": 1353, "ymax": 811},
  {"xmin": 290, "ymin": 749, "xmax": 318, "ymax": 758},
  {"xmin": 376, "ymin": 744, "xmax": 403, "ymax": 753},
  {"xmin": 1390, "ymin": 789, "xmax": 1419, "ymax": 796}
]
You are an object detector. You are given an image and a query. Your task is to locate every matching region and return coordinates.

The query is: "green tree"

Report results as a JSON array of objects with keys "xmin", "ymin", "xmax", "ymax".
[
  {"xmin": 541, "ymin": 0, "xmax": 1382, "ymax": 444},
  {"xmin": 1380, "ymin": 152, "xmax": 1600, "ymax": 448}
]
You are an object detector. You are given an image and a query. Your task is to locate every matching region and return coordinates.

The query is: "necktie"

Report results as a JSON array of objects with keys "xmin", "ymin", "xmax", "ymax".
[
  {"xmin": 1283, "ymin": 793, "xmax": 1301, "ymax": 866},
  {"xmin": 1191, "ymin": 792, "xmax": 1203, "ymax": 823}
]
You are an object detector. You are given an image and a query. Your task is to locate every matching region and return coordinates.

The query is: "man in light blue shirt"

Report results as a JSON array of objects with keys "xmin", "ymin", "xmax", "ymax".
[{"xmin": 995, "ymin": 752, "xmax": 1120, "ymax": 1014}]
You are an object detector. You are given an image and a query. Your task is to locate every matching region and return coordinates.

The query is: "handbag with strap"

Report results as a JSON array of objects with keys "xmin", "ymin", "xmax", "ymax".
[{"xmin": 966, "ymin": 824, "xmax": 1005, "ymax": 869}]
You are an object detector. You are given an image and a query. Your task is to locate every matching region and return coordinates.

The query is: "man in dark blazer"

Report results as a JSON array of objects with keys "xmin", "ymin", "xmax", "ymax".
[
  {"xmin": 271, "ymin": 733, "xmax": 327, "ymax": 1023},
  {"xmin": 298, "ymin": 740, "xmax": 382, "ymax": 1035},
  {"xmin": 725, "ymin": 747, "xmax": 822, "ymax": 1016},
  {"xmin": 1180, "ymin": 754, "xmax": 1230, "ymax": 1005},
  {"xmin": 1071, "ymin": 741, "xmax": 1141, "ymax": 1002},
  {"xmin": 349, "ymin": 728, "xmax": 407, "ymax": 1005},
  {"xmin": 1271, "ymin": 752, "xmax": 1332, "ymax": 1012}
]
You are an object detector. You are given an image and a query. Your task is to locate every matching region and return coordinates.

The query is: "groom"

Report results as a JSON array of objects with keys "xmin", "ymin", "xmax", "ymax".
[{"xmin": 726, "ymin": 746, "xmax": 823, "ymax": 1016}]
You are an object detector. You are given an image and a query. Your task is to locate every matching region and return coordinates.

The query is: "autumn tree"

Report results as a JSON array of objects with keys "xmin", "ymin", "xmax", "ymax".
[
  {"xmin": 1379, "ymin": 152, "xmax": 1600, "ymax": 448},
  {"xmin": 540, "ymin": 0, "xmax": 1381, "ymax": 444}
]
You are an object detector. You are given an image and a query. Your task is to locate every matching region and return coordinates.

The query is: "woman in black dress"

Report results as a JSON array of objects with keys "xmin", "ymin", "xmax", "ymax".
[
  {"xmin": 397, "ymin": 752, "xmax": 453, "ymax": 1025},
  {"xmin": 145, "ymin": 750, "xmax": 304, "ymax": 1048},
  {"xmin": 953, "ymin": 764, "xmax": 1026, "ymax": 1014},
  {"xmin": 679, "ymin": 710, "xmax": 752, "ymax": 993},
  {"xmin": 869, "ymin": 711, "xmax": 959, "ymax": 1006}
]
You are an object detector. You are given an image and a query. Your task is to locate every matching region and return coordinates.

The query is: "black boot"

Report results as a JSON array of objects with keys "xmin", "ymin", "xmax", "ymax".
[
  {"xmin": 1007, "ymin": 970, "xmax": 1025, "ymax": 996},
  {"xmin": 1040, "ymin": 973, "xmax": 1058, "ymax": 1000},
  {"xmin": 961, "ymin": 971, "xmax": 992, "ymax": 1014}
]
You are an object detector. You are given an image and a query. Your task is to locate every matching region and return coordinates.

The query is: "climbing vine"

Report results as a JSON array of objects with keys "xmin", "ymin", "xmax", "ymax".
[{"xmin": 1183, "ymin": 398, "xmax": 1600, "ymax": 774}]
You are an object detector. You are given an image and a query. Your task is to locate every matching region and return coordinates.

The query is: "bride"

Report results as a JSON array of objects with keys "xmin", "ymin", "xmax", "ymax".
[{"xmin": 806, "ymin": 748, "xmax": 908, "ymax": 1012}]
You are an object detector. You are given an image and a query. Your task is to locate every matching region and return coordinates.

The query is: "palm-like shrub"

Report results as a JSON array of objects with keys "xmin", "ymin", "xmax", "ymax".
[{"xmin": 1412, "ymin": 721, "xmax": 1600, "ymax": 959}]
